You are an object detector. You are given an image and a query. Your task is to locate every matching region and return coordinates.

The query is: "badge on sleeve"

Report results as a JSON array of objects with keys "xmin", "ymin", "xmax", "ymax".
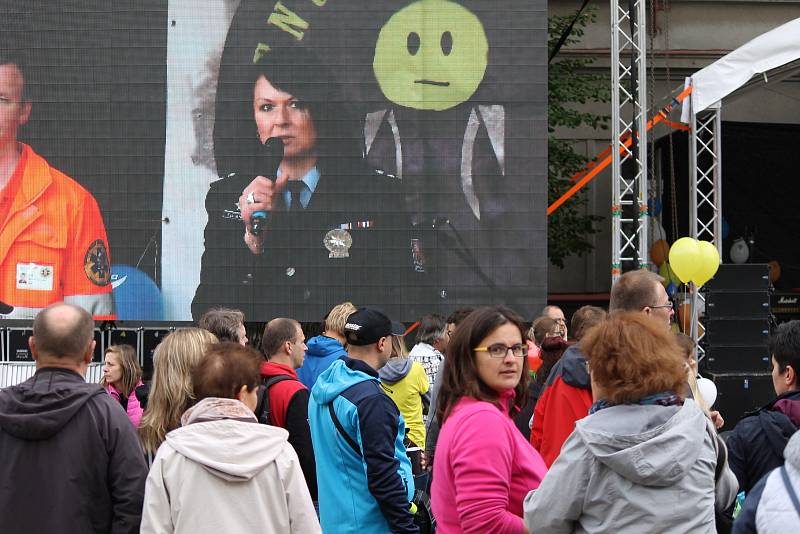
[
  {"xmin": 16, "ymin": 263, "xmax": 54, "ymax": 291},
  {"xmin": 84, "ymin": 240, "xmax": 111, "ymax": 286}
]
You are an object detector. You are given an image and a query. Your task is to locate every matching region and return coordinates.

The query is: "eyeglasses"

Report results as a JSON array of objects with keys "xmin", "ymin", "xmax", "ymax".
[
  {"xmin": 649, "ymin": 301, "xmax": 674, "ymax": 310},
  {"xmin": 474, "ymin": 343, "xmax": 528, "ymax": 358}
]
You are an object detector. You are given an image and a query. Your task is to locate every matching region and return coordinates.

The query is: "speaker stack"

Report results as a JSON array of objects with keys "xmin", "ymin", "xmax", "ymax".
[{"xmin": 702, "ymin": 263, "xmax": 775, "ymax": 430}]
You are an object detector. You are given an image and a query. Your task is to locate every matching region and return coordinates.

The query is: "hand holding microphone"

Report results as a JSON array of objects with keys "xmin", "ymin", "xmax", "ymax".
[{"xmin": 239, "ymin": 138, "xmax": 285, "ymax": 254}]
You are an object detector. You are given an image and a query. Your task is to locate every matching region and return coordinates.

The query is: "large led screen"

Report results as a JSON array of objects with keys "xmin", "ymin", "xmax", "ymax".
[{"xmin": 0, "ymin": 0, "xmax": 547, "ymax": 322}]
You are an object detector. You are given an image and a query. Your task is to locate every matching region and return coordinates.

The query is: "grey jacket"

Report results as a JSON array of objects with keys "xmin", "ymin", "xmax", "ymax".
[
  {"xmin": 524, "ymin": 399, "xmax": 738, "ymax": 534},
  {"xmin": 733, "ymin": 431, "xmax": 800, "ymax": 534}
]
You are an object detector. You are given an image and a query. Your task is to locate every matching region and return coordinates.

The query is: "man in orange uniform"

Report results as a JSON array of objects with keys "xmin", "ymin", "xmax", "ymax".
[{"xmin": 0, "ymin": 51, "xmax": 114, "ymax": 319}]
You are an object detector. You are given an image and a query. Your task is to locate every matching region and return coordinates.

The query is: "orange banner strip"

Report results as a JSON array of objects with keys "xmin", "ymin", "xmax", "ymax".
[{"xmin": 549, "ymin": 85, "xmax": 693, "ymax": 216}]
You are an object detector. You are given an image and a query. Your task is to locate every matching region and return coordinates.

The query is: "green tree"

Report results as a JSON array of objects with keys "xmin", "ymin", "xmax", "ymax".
[{"xmin": 547, "ymin": 9, "xmax": 608, "ymax": 268}]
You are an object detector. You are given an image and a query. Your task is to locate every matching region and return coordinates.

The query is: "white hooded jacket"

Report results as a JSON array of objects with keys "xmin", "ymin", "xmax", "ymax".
[
  {"xmin": 140, "ymin": 398, "xmax": 320, "ymax": 534},
  {"xmin": 524, "ymin": 399, "xmax": 737, "ymax": 533}
]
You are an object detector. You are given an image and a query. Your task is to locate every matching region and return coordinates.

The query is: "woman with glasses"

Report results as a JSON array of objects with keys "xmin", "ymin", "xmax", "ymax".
[
  {"xmin": 524, "ymin": 313, "xmax": 737, "ymax": 533},
  {"xmin": 431, "ymin": 306, "xmax": 547, "ymax": 534}
]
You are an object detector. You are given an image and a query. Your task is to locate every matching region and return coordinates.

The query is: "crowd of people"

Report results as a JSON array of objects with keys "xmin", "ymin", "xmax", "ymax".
[{"xmin": 0, "ymin": 269, "xmax": 799, "ymax": 533}]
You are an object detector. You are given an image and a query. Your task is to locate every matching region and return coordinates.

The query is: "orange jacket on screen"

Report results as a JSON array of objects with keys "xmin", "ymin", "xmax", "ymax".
[{"xmin": 0, "ymin": 144, "xmax": 115, "ymax": 319}]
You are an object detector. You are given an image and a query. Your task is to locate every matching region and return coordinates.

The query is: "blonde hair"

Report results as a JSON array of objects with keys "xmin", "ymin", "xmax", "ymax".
[
  {"xmin": 324, "ymin": 302, "xmax": 357, "ymax": 337},
  {"xmin": 139, "ymin": 328, "xmax": 217, "ymax": 455},
  {"xmin": 391, "ymin": 335, "xmax": 408, "ymax": 358},
  {"xmin": 674, "ymin": 333, "xmax": 712, "ymax": 416},
  {"xmin": 100, "ymin": 344, "xmax": 141, "ymax": 396}
]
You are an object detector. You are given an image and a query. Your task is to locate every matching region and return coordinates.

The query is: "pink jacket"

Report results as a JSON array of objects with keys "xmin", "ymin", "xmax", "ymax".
[
  {"xmin": 106, "ymin": 381, "xmax": 144, "ymax": 428},
  {"xmin": 431, "ymin": 391, "xmax": 547, "ymax": 534}
]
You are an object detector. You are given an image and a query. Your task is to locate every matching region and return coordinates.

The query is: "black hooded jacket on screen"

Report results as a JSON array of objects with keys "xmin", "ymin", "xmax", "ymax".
[{"xmin": 0, "ymin": 367, "xmax": 148, "ymax": 534}]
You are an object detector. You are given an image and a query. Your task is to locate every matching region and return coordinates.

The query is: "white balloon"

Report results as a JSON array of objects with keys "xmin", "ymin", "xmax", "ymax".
[
  {"xmin": 730, "ymin": 238, "xmax": 750, "ymax": 264},
  {"xmin": 697, "ymin": 377, "xmax": 718, "ymax": 408}
]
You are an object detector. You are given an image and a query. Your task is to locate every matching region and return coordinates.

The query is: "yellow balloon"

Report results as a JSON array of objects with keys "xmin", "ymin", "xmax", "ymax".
[
  {"xmin": 693, "ymin": 240, "xmax": 721, "ymax": 287},
  {"xmin": 668, "ymin": 237, "xmax": 700, "ymax": 284}
]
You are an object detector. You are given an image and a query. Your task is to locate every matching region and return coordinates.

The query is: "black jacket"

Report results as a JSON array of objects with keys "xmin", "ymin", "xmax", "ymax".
[
  {"xmin": 725, "ymin": 389, "xmax": 800, "ymax": 493},
  {"xmin": 0, "ymin": 368, "xmax": 148, "ymax": 534},
  {"xmin": 192, "ymin": 167, "xmax": 404, "ymax": 321}
]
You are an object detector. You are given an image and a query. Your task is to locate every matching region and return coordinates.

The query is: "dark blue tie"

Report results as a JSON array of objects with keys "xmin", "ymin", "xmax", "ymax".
[{"xmin": 288, "ymin": 180, "xmax": 304, "ymax": 211}]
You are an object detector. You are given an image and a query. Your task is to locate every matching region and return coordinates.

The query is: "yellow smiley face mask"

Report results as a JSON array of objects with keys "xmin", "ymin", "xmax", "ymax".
[{"xmin": 373, "ymin": 0, "xmax": 489, "ymax": 111}]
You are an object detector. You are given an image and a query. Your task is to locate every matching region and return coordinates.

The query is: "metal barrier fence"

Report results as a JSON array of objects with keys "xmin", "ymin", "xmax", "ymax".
[
  {"xmin": 0, "ymin": 325, "xmax": 174, "ymax": 388},
  {"xmin": 0, "ymin": 363, "xmax": 104, "ymax": 388}
]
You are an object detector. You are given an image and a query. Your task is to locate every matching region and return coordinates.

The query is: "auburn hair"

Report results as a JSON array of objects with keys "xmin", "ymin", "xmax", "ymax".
[
  {"xmin": 581, "ymin": 312, "xmax": 687, "ymax": 405},
  {"xmin": 436, "ymin": 306, "xmax": 529, "ymax": 425},
  {"xmin": 192, "ymin": 343, "xmax": 262, "ymax": 401}
]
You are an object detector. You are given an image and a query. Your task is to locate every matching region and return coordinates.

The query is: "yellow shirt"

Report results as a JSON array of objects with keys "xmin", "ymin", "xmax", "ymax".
[{"xmin": 382, "ymin": 361, "xmax": 430, "ymax": 447}]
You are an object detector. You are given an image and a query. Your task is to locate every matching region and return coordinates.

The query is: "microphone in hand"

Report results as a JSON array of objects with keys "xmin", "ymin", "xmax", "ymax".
[{"xmin": 251, "ymin": 137, "xmax": 285, "ymax": 236}]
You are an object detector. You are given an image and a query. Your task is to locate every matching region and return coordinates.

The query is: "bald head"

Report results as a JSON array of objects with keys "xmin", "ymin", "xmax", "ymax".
[{"xmin": 32, "ymin": 303, "xmax": 94, "ymax": 362}]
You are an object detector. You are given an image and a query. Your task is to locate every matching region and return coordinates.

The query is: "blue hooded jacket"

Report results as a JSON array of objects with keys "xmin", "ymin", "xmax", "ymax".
[
  {"xmin": 297, "ymin": 335, "xmax": 348, "ymax": 390},
  {"xmin": 309, "ymin": 357, "xmax": 417, "ymax": 534}
]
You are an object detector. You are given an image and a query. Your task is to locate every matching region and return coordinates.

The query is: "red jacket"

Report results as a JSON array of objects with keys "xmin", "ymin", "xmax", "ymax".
[
  {"xmin": 259, "ymin": 362, "xmax": 306, "ymax": 428},
  {"xmin": 259, "ymin": 361, "xmax": 317, "ymax": 500},
  {"xmin": 530, "ymin": 344, "xmax": 593, "ymax": 467}
]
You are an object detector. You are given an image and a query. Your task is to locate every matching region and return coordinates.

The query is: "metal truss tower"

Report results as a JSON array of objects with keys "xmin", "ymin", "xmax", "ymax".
[
  {"xmin": 689, "ymin": 101, "xmax": 723, "ymax": 357},
  {"xmin": 610, "ymin": 0, "xmax": 649, "ymax": 282}
]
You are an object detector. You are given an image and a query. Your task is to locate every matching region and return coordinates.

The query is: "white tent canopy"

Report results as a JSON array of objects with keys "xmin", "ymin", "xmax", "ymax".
[{"xmin": 681, "ymin": 17, "xmax": 800, "ymax": 122}]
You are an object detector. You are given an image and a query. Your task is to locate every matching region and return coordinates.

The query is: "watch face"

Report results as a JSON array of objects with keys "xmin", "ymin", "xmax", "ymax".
[{"xmin": 324, "ymin": 229, "xmax": 353, "ymax": 259}]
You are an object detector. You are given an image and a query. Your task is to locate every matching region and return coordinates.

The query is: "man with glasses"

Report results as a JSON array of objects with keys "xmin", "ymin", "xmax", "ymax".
[
  {"xmin": 0, "ymin": 50, "xmax": 114, "ymax": 319},
  {"xmin": 609, "ymin": 269, "xmax": 675, "ymax": 327},
  {"xmin": 259, "ymin": 318, "xmax": 317, "ymax": 502}
]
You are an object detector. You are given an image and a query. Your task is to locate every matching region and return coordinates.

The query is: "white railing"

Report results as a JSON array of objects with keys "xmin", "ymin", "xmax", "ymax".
[{"xmin": 0, "ymin": 363, "xmax": 104, "ymax": 389}]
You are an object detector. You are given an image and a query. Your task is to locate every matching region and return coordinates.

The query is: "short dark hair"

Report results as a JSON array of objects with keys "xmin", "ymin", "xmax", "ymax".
[
  {"xmin": 437, "ymin": 306, "xmax": 529, "ymax": 425},
  {"xmin": 192, "ymin": 342, "xmax": 262, "ymax": 401},
  {"xmin": 417, "ymin": 314, "xmax": 447, "ymax": 345},
  {"xmin": 0, "ymin": 48, "xmax": 30, "ymax": 101},
  {"xmin": 33, "ymin": 303, "xmax": 94, "ymax": 361},
  {"xmin": 571, "ymin": 306, "xmax": 607, "ymax": 342},
  {"xmin": 198, "ymin": 308, "xmax": 245, "ymax": 343},
  {"xmin": 446, "ymin": 307, "xmax": 475, "ymax": 326},
  {"xmin": 609, "ymin": 270, "xmax": 664, "ymax": 313},
  {"xmin": 770, "ymin": 320, "xmax": 800, "ymax": 381},
  {"xmin": 260, "ymin": 318, "xmax": 301, "ymax": 358}
]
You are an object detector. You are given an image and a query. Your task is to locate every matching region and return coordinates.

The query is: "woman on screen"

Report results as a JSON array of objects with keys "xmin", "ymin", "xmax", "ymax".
[{"xmin": 193, "ymin": 45, "xmax": 402, "ymax": 321}]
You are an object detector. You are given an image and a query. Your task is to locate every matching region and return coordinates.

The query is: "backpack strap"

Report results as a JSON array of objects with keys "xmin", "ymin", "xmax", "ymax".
[
  {"xmin": 780, "ymin": 465, "xmax": 800, "ymax": 518},
  {"xmin": 328, "ymin": 402, "xmax": 362, "ymax": 457},
  {"xmin": 255, "ymin": 375, "xmax": 295, "ymax": 426}
]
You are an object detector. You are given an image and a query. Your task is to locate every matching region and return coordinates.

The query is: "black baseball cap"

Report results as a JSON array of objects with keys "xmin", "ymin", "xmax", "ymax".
[{"xmin": 344, "ymin": 307, "xmax": 405, "ymax": 346}]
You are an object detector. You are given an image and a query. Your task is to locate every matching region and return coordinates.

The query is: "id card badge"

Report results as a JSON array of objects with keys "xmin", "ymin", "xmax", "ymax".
[{"xmin": 16, "ymin": 263, "xmax": 54, "ymax": 291}]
